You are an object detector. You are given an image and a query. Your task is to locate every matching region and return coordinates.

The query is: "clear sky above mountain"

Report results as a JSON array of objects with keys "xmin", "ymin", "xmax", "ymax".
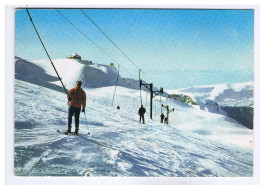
[{"xmin": 15, "ymin": 8, "xmax": 254, "ymax": 89}]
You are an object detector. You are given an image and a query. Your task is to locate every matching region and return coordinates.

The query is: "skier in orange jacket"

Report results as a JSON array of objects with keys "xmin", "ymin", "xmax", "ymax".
[{"xmin": 67, "ymin": 81, "xmax": 86, "ymax": 135}]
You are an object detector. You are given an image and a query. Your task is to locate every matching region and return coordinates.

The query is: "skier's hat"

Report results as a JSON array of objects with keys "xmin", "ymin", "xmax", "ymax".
[{"xmin": 76, "ymin": 81, "xmax": 82, "ymax": 86}]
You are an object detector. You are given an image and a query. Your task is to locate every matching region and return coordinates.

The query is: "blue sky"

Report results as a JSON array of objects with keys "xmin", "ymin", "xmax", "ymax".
[{"xmin": 15, "ymin": 9, "xmax": 254, "ymax": 89}]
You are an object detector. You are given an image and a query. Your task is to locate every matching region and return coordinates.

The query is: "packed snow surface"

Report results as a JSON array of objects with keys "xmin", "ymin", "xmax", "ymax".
[{"xmin": 14, "ymin": 57, "xmax": 253, "ymax": 176}]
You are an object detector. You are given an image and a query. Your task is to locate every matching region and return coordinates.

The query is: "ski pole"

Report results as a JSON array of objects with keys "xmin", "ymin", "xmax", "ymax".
[{"xmin": 84, "ymin": 112, "xmax": 90, "ymax": 135}]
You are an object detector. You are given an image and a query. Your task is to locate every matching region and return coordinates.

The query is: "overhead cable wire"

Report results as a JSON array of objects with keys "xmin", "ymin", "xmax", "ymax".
[
  {"xmin": 55, "ymin": 9, "xmax": 139, "ymax": 82},
  {"xmin": 112, "ymin": 65, "xmax": 120, "ymax": 105},
  {"xmin": 56, "ymin": 9, "xmax": 139, "ymax": 81},
  {"xmin": 26, "ymin": 9, "xmax": 68, "ymax": 95},
  {"xmin": 55, "ymin": 9, "xmax": 118, "ymax": 66},
  {"xmin": 79, "ymin": 9, "xmax": 155, "ymax": 83}
]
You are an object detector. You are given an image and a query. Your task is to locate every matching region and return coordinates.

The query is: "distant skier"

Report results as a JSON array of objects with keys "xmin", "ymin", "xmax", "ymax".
[
  {"xmin": 67, "ymin": 81, "xmax": 86, "ymax": 135},
  {"xmin": 164, "ymin": 117, "xmax": 168, "ymax": 124},
  {"xmin": 138, "ymin": 105, "xmax": 146, "ymax": 124},
  {"xmin": 117, "ymin": 105, "xmax": 120, "ymax": 110},
  {"xmin": 160, "ymin": 113, "xmax": 165, "ymax": 123}
]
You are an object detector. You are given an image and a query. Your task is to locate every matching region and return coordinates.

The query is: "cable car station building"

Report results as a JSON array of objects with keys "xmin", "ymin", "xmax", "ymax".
[{"xmin": 69, "ymin": 53, "xmax": 81, "ymax": 60}]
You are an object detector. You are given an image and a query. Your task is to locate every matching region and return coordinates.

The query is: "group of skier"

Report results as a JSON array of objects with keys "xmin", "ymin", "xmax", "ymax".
[
  {"xmin": 137, "ymin": 105, "xmax": 168, "ymax": 124},
  {"xmin": 160, "ymin": 113, "xmax": 168, "ymax": 124},
  {"xmin": 67, "ymin": 81, "xmax": 171, "ymax": 135}
]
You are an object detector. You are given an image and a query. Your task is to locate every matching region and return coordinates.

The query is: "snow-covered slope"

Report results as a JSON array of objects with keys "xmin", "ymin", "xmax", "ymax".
[
  {"xmin": 167, "ymin": 82, "xmax": 254, "ymax": 129},
  {"xmin": 16, "ymin": 56, "xmax": 148, "ymax": 90},
  {"xmin": 14, "ymin": 57, "xmax": 253, "ymax": 177},
  {"xmin": 175, "ymin": 82, "xmax": 253, "ymax": 107}
]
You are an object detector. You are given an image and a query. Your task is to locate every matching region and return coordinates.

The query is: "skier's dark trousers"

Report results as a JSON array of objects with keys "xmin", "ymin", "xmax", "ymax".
[
  {"xmin": 160, "ymin": 113, "xmax": 165, "ymax": 123},
  {"xmin": 67, "ymin": 81, "xmax": 86, "ymax": 134},
  {"xmin": 138, "ymin": 105, "xmax": 146, "ymax": 124},
  {"xmin": 68, "ymin": 106, "xmax": 81, "ymax": 130}
]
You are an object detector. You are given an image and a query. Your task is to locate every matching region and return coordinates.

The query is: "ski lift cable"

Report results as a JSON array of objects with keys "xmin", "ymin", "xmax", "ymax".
[
  {"xmin": 145, "ymin": 90, "xmax": 148, "ymax": 109},
  {"xmin": 112, "ymin": 65, "xmax": 120, "ymax": 105},
  {"xmin": 56, "ymin": 9, "xmax": 154, "ymax": 86},
  {"xmin": 26, "ymin": 9, "xmax": 68, "ymax": 95},
  {"xmin": 139, "ymin": 69, "xmax": 143, "ymax": 106},
  {"xmin": 55, "ymin": 9, "xmax": 119, "ymax": 67},
  {"xmin": 79, "ymin": 9, "xmax": 155, "ymax": 83},
  {"xmin": 27, "ymin": 8, "xmax": 134, "ymax": 100},
  {"xmin": 115, "ymin": 65, "xmax": 137, "ymax": 80},
  {"xmin": 154, "ymin": 96, "xmax": 156, "ymax": 116},
  {"xmin": 55, "ymin": 9, "xmax": 138, "ymax": 82},
  {"xmin": 160, "ymin": 93, "xmax": 162, "ymax": 114},
  {"xmin": 56, "ymin": 9, "xmax": 140, "ymax": 87}
]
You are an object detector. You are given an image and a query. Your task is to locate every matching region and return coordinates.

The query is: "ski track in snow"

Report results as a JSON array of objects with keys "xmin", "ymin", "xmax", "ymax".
[{"xmin": 14, "ymin": 79, "xmax": 253, "ymax": 177}]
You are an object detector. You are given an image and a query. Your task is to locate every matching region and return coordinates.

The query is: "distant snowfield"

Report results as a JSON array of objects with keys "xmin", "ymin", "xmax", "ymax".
[
  {"xmin": 167, "ymin": 82, "xmax": 253, "ymax": 107},
  {"xmin": 14, "ymin": 57, "xmax": 253, "ymax": 176},
  {"xmin": 166, "ymin": 81, "xmax": 254, "ymax": 129}
]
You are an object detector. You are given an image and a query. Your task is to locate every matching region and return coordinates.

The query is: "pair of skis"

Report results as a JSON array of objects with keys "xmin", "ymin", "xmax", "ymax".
[
  {"xmin": 58, "ymin": 112, "xmax": 90, "ymax": 136},
  {"xmin": 57, "ymin": 129, "xmax": 91, "ymax": 136},
  {"xmin": 57, "ymin": 129, "xmax": 79, "ymax": 135}
]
